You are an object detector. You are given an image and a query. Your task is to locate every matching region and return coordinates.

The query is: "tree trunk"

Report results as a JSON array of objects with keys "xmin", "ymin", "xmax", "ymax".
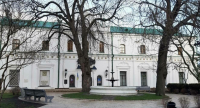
[
  {"xmin": 80, "ymin": 56, "xmax": 91, "ymax": 93},
  {"xmin": 156, "ymin": 34, "xmax": 171, "ymax": 96}
]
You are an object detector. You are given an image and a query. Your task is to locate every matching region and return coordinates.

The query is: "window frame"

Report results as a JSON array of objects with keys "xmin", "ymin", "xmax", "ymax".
[
  {"xmin": 9, "ymin": 69, "xmax": 20, "ymax": 87},
  {"xmin": 178, "ymin": 47, "xmax": 182, "ymax": 55},
  {"xmin": 67, "ymin": 40, "xmax": 73, "ymax": 52},
  {"xmin": 141, "ymin": 72, "xmax": 147, "ymax": 86},
  {"xmin": 140, "ymin": 45, "xmax": 146, "ymax": 54},
  {"xmin": 99, "ymin": 41, "xmax": 104, "ymax": 53},
  {"xmin": 42, "ymin": 41, "xmax": 49, "ymax": 51},
  {"xmin": 120, "ymin": 44, "xmax": 125, "ymax": 54},
  {"xmin": 12, "ymin": 39, "xmax": 20, "ymax": 50},
  {"xmin": 97, "ymin": 75, "xmax": 102, "ymax": 86},
  {"xmin": 179, "ymin": 72, "xmax": 184, "ymax": 84}
]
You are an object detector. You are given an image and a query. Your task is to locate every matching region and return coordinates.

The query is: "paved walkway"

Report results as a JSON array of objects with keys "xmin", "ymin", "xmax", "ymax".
[{"xmin": 26, "ymin": 92, "xmax": 197, "ymax": 108}]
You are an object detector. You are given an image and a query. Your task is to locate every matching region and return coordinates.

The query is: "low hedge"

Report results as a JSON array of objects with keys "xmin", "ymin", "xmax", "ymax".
[{"xmin": 167, "ymin": 83, "xmax": 200, "ymax": 94}]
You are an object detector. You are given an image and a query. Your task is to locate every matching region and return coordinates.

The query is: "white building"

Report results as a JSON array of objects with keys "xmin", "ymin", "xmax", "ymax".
[{"xmin": 1, "ymin": 21, "xmax": 198, "ymax": 90}]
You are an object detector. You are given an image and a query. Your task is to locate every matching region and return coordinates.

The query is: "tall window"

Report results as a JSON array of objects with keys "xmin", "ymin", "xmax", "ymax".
[
  {"xmin": 140, "ymin": 45, "xmax": 146, "ymax": 54},
  {"xmin": 12, "ymin": 39, "xmax": 20, "ymax": 50},
  {"xmin": 9, "ymin": 70, "xmax": 20, "ymax": 87},
  {"xmin": 97, "ymin": 75, "xmax": 102, "ymax": 86},
  {"xmin": 99, "ymin": 41, "xmax": 104, "ymax": 53},
  {"xmin": 120, "ymin": 71, "xmax": 126, "ymax": 86},
  {"xmin": 42, "ymin": 41, "xmax": 49, "ymax": 51},
  {"xmin": 141, "ymin": 72, "xmax": 147, "ymax": 86},
  {"xmin": 178, "ymin": 47, "xmax": 182, "ymax": 55},
  {"xmin": 120, "ymin": 44, "xmax": 125, "ymax": 54},
  {"xmin": 179, "ymin": 72, "xmax": 184, "ymax": 84},
  {"xmin": 68, "ymin": 40, "xmax": 73, "ymax": 52}
]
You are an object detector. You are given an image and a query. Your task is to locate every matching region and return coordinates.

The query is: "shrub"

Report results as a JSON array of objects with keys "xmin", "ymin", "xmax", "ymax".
[{"xmin": 11, "ymin": 87, "xmax": 20, "ymax": 95}]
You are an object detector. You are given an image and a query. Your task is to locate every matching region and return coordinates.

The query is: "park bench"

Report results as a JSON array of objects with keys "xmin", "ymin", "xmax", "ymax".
[
  {"xmin": 24, "ymin": 88, "xmax": 54, "ymax": 103},
  {"xmin": 136, "ymin": 86, "xmax": 150, "ymax": 93}
]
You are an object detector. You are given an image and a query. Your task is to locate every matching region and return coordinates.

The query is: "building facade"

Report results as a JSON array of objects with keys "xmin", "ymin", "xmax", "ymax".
[{"xmin": 1, "ymin": 23, "xmax": 198, "ymax": 90}]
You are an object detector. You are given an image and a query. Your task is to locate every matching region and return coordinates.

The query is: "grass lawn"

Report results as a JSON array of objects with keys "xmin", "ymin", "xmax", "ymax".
[
  {"xmin": 62, "ymin": 92, "xmax": 103, "ymax": 99},
  {"xmin": 62, "ymin": 92, "xmax": 168, "ymax": 100},
  {"xmin": 0, "ymin": 93, "xmax": 44, "ymax": 108}
]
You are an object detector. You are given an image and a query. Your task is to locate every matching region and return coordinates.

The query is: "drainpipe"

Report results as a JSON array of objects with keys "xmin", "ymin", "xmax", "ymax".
[{"xmin": 57, "ymin": 20, "xmax": 61, "ymax": 88}]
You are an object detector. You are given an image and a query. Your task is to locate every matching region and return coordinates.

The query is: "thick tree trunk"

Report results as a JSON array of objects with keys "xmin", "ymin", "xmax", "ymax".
[
  {"xmin": 156, "ymin": 34, "xmax": 171, "ymax": 96},
  {"xmin": 80, "ymin": 56, "xmax": 91, "ymax": 93}
]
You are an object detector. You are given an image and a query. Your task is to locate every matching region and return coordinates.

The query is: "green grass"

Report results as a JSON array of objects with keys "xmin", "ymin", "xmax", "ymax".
[
  {"xmin": 0, "ymin": 93, "xmax": 15, "ymax": 99},
  {"xmin": 114, "ymin": 93, "xmax": 168, "ymax": 100},
  {"xmin": 0, "ymin": 103, "xmax": 15, "ymax": 108},
  {"xmin": 62, "ymin": 92, "xmax": 102, "ymax": 99},
  {"xmin": 62, "ymin": 92, "xmax": 168, "ymax": 100}
]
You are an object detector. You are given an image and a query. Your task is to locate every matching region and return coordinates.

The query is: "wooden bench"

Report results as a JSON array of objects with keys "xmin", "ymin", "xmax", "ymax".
[
  {"xmin": 136, "ymin": 86, "xmax": 150, "ymax": 93},
  {"xmin": 24, "ymin": 89, "xmax": 54, "ymax": 103}
]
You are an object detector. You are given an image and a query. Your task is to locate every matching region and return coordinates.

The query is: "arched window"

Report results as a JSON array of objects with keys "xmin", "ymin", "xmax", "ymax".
[
  {"xmin": 12, "ymin": 39, "xmax": 20, "ymax": 50},
  {"xmin": 120, "ymin": 44, "xmax": 125, "ymax": 54},
  {"xmin": 99, "ymin": 41, "xmax": 104, "ymax": 53},
  {"xmin": 140, "ymin": 45, "xmax": 146, "ymax": 54},
  {"xmin": 97, "ymin": 75, "xmax": 102, "ymax": 86},
  {"xmin": 68, "ymin": 40, "xmax": 73, "ymax": 52}
]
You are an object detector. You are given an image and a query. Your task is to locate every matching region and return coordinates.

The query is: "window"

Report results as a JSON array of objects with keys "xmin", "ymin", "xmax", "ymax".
[
  {"xmin": 68, "ymin": 40, "xmax": 73, "ymax": 52},
  {"xmin": 99, "ymin": 41, "xmax": 104, "ymax": 53},
  {"xmin": 12, "ymin": 39, "xmax": 20, "ymax": 50},
  {"xmin": 97, "ymin": 75, "xmax": 102, "ymax": 86},
  {"xmin": 9, "ymin": 70, "xmax": 20, "ymax": 87},
  {"xmin": 40, "ymin": 70, "xmax": 50, "ymax": 86},
  {"xmin": 42, "ymin": 41, "xmax": 49, "ymax": 51},
  {"xmin": 120, "ymin": 44, "xmax": 125, "ymax": 54},
  {"xmin": 141, "ymin": 72, "xmax": 147, "ymax": 86},
  {"xmin": 179, "ymin": 72, "xmax": 184, "ymax": 84},
  {"xmin": 178, "ymin": 47, "xmax": 182, "ymax": 55},
  {"xmin": 120, "ymin": 71, "xmax": 126, "ymax": 86},
  {"xmin": 140, "ymin": 45, "xmax": 146, "ymax": 54}
]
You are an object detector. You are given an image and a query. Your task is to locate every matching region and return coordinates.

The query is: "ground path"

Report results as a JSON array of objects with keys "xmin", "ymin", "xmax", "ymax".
[{"xmin": 31, "ymin": 92, "xmax": 196, "ymax": 108}]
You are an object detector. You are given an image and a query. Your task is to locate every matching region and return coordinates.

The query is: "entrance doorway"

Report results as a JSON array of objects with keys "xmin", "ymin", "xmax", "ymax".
[
  {"xmin": 69, "ymin": 75, "xmax": 75, "ymax": 87},
  {"xmin": 120, "ymin": 71, "xmax": 126, "ymax": 86}
]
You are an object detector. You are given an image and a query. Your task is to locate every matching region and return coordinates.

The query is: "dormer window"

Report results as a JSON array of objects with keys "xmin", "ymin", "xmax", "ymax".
[
  {"xmin": 12, "ymin": 39, "xmax": 20, "ymax": 50},
  {"xmin": 99, "ymin": 41, "xmax": 104, "ymax": 53},
  {"xmin": 120, "ymin": 44, "xmax": 125, "ymax": 54},
  {"xmin": 140, "ymin": 45, "xmax": 146, "ymax": 54},
  {"xmin": 42, "ymin": 41, "xmax": 49, "ymax": 51},
  {"xmin": 68, "ymin": 40, "xmax": 73, "ymax": 52}
]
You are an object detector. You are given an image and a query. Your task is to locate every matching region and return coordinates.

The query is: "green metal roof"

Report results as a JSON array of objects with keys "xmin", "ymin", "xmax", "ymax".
[
  {"xmin": 110, "ymin": 26, "xmax": 163, "ymax": 35},
  {"xmin": 0, "ymin": 18, "xmax": 59, "ymax": 29},
  {"xmin": 110, "ymin": 26, "xmax": 190, "ymax": 37}
]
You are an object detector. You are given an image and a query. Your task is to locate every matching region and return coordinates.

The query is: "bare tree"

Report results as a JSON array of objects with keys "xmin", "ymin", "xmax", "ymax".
[
  {"xmin": 30, "ymin": 0, "xmax": 127, "ymax": 92},
  {"xmin": 171, "ymin": 26, "xmax": 200, "ymax": 83},
  {"xmin": 0, "ymin": 0, "xmax": 48, "ymax": 102},
  {"xmin": 136, "ymin": 0, "xmax": 200, "ymax": 96}
]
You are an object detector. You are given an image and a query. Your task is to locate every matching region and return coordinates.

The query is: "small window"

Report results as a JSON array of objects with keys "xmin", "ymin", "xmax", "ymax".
[
  {"xmin": 9, "ymin": 70, "xmax": 20, "ymax": 87},
  {"xmin": 140, "ymin": 45, "xmax": 146, "ymax": 54},
  {"xmin": 97, "ymin": 75, "xmax": 102, "ymax": 86},
  {"xmin": 178, "ymin": 47, "xmax": 182, "ymax": 55},
  {"xmin": 68, "ymin": 40, "xmax": 73, "ymax": 52},
  {"xmin": 42, "ymin": 41, "xmax": 49, "ymax": 51},
  {"xmin": 120, "ymin": 44, "xmax": 125, "ymax": 54},
  {"xmin": 99, "ymin": 41, "xmax": 104, "ymax": 53},
  {"xmin": 12, "ymin": 39, "xmax": 20, "ymax": 50},
  {"xmin": 179, "ymin": 72, "xmax": 184, "ymax": 84}
]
